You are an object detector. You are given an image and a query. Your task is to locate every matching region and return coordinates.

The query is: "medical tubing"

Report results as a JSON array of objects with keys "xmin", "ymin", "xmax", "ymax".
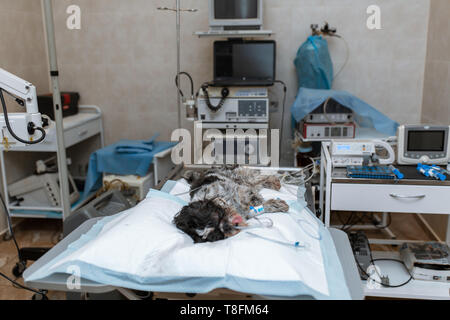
[
  {"xmin": 0, "ymin": 89, "xmax": 46, "ymax": 145},
  {"xmin": 201, "ymin": 84, "xmax": 228, "ymax": 112},
  {"xmin": 175, "ymin": 71, "xmax": 194, "ymax": 98}
]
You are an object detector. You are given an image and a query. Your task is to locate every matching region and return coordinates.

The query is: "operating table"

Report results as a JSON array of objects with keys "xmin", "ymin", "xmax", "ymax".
[{"xmin": 23, "ymin": 165, "xmax": 364, "ymax": 300}]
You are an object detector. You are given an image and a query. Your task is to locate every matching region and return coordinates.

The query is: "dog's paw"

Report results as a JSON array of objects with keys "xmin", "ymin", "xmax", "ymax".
[
  {"xmin": 263, "ymin": 199, "xmax": 289, "ymax": 213},
  {"xmin": 182, "ymin": 170, "xmax": 201, "ymax": 183},
  {"xmin": 263, "ymin": 176, "xmax": 281, "ymax": 191}
]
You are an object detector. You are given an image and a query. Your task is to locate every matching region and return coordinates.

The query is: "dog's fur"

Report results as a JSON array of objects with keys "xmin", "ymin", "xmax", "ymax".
[{"xmin": 173, "ymin": 167, "xmax": 289, "ymax": 243}]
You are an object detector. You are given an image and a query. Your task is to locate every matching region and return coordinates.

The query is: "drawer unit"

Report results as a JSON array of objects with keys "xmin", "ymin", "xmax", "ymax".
[
  {"xmin": 64, "ymin": 117, "xmax": 102, "ymax": 148},
  {"xmin": 331, "ymin": 183, "xmax": 450, "ymax": 214}
]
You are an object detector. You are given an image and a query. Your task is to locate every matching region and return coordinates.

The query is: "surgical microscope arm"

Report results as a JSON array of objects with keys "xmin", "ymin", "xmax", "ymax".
[{"xmin": 0, "ymin": 68, "xmax": 46, "ymax": 148}]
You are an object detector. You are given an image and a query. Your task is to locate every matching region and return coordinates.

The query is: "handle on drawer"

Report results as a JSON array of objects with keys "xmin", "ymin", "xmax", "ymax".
[
  {"xmin": 389, "ymin": 193, "xmax": 426, "ymax": 199},
  {"xmin": 78, "ymin": 130, "xmax": 88, "ymax": 137}
]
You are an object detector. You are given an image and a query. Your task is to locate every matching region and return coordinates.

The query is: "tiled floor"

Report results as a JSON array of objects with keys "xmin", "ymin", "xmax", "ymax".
[{"xmin": 0, "ymin": 212, "xmax": 436, "ymax": 300}]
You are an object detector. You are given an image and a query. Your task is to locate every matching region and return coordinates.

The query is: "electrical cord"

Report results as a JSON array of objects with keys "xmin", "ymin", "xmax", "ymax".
[
  {"xmin": 0, "ymin": 192, "xmax": 21, "ymax": 256},
  {"xmin": 322, "ymin": 97, "xmax": 335, "ymax": 125},
  {"xmin": 352, "ymin": 232, "xmax": 413, "ymax": 288},
  {"xmin": 332, "ymin": 34, "xmax": 350, "ymax": 81},
  {"xmin": 0, "ymin": 89, "xmax": 46, "ymax": 145},
  {"xmin": 0, "ymin": 270, "xmax": 47, "ymax": 296},
  {"xmin": 273, "ymin": 80, "xmax": 287, "ymax": 147},
  {"xmin": 175, "ymin": 71, "xmax": 194, "ymax": 99},
  {"xmin": 372, "ymin": 213, "xmax": 392, "ymax": 230},
  {"xmin": 0, "ymin": 192, "xmax": 47, "ymax": 298}
]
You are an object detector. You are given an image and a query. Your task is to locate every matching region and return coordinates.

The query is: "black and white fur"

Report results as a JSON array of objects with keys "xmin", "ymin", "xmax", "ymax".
[{"xmin": 173, "ymin": 167, "xmax": 289, "ymax": 243}]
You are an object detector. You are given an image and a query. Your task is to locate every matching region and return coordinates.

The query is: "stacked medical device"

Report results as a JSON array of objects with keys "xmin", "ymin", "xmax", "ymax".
[
  {"xmin": 299, "ymin": 98, "xmax": 355, "ymax": 140},
  {"xmin": 179, "ymin": 0, "xmax": 281, "ymax": 165}
]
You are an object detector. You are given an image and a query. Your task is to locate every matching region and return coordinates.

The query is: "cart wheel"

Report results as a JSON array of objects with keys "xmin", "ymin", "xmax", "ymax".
[
  {"xmin": 2, "ymin": 233, "xmax": 13, "ymax": 242},
  {"xmin": 12, "ymin": 261, "xmax": 26, "ymax": 278},
  {"xmin": 32, "ymin": 293, "xmax": 49, "ymax": 300}
]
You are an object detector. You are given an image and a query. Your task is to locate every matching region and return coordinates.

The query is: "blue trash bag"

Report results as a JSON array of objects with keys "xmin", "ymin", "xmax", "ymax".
[{"xmin": 294, "ymin": 35, "xmax": 334, "ymax": 90}]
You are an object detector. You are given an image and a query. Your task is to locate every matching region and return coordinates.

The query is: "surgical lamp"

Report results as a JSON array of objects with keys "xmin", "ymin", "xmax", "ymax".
[{"xmin": 0, "ymin": 68, "xmax": 46, "ymax": 149}]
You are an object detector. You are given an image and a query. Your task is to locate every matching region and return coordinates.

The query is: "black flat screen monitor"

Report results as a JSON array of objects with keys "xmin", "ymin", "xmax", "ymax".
[
  {"xmin": 213, "ymin": 40, "xmax": 276, "ymax": 86},
  {"xmin": 214, "ymin": 0, "xmax": 259, "ymax": 19}
]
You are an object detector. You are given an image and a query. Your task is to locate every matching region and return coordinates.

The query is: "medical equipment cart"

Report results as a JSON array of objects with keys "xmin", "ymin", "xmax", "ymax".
[
  {"xmin": 320, "ymin": 141, "xmax": 450, "ymax": 299},
  {"xmin": 0, "ymin": 105, "xmax": 104, "ymax": 222}
]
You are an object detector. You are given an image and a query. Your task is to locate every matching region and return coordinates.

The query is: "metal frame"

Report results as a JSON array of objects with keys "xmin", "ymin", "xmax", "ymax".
[
  {"xmin": 0, "ymin": 106, "xmax": 104, "ymax": 222},
  {"xmin": 320, "ymin": 141, "xmax": 450, "ymax": 246}
]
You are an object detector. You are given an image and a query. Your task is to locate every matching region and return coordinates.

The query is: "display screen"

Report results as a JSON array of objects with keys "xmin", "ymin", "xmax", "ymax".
[
  {"xmin": 214, "ymin": 0, "xmax": 258, "ymax": 19},
  {"xmin": 407, "ymin": 130, "xmax": 445, "ymax": 152},
  {"xmin": 214, "ymin": 41, "xmax": 275, "ymax": 83}
]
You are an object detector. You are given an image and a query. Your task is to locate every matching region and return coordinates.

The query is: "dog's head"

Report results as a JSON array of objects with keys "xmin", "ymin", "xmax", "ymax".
[{"xmin": 173, "ymin": 200, "xmax": 244, "ymax": 243}]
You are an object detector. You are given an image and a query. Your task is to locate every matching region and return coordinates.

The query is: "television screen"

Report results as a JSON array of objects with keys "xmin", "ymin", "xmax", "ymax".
[
  {"xmin": 214, "ymin": 41, "xmax": 275, "ymax": 85},
  {"xmin": 214, "ymin": 0, "xmax": 258, "ymax": 19}
]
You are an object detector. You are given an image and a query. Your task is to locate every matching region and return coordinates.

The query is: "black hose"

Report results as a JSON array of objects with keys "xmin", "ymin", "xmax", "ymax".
[
  {"xmin": 201, "ymin": 84, "xmax": 229, "ymax": 113},
  {"xmin": 0, "ymin": 89, "xmax": 46, "ymax": 145},
  {"xmin": 175, "ymin": 72, "xmax": 194, "ymax": 98}
]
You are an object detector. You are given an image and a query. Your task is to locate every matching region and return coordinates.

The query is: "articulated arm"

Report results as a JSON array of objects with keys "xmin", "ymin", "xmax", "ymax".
[
  {"xmin": 0, "ymin": 68, "xmax": 45, "ymax": 148},
  {"xmin": 0, "ymin": 68, "xmax": 39, "ymax": 114}
]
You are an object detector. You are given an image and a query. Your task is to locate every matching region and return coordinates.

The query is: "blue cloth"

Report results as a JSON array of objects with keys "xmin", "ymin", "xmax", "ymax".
[
  {"xmin": 294, "ymin": 36, "xmax": 334, "ymax": 90},
  {"xmin": 291, "ymin": 87, "xmax": 399, "ymax": 136},
  {"xmin": 115, "ymin": 134, "xmax": 159, "ymax": 154},
  {"xmin": 82, "ymin": 138, "xmax": 177, "ymax": 198}
]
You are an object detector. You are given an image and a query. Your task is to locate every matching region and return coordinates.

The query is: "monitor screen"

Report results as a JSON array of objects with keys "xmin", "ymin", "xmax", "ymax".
[
  {"xmin": 214, "ymin": 0, "xmax": 258, "ymax": 19},
  {"xmin": 214, "ymin": 41, "xmax": 275, "ymax": 84},
  {"xmin": 407, "ymin": 130, "xmax": 446, "ymax": 152}
]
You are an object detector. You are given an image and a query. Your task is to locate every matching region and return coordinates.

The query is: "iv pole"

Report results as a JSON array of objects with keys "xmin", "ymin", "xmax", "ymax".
[
  {"xmin": 157, "ymin": 1, "xmax": 197, "ymax": 130},
  {"xmin": 42, "ymin": 0, "xmax": 71, "ymax": 220}
]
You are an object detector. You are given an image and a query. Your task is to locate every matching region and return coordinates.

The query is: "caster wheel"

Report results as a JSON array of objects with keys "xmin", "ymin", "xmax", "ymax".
[
  {"xmin": 32, "ymin": 293, "xmax": 49, "ymax": 300},
  {"xmin": 134, "ymin": 291, "xmax": 154, "ymax": 300},
  {"xmin": 2, "ymin": 233, "xmax": 12, "ymax": 242},
  {"xmin": 12, "ymin": 261, "xmax": 26, "ymax": 278}
]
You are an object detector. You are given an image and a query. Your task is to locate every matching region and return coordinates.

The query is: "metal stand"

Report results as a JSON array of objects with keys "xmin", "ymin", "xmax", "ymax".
[
  {"xmin": 8, "ymin": 0, "xmax": 70, "ymax": 279},
  {"xmin": 43, "ymin": 0, "xmax": 71, "ymax": 221},
  {"xmin": 157, "ymin": 1, "xmax": 197, "ymax": 130}
]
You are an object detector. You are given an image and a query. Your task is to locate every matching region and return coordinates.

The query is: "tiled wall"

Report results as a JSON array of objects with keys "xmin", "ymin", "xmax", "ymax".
[
  {"xmin": 0, "ymin": 0, "xmax": 50, "ymax": 234},
  {"xmin": 50, "ymin": 0, "xmax": 430, "ymax": 165},
  {"xmin": 421, "ymin": 0, "xmax": 450, "ymax": 241}
]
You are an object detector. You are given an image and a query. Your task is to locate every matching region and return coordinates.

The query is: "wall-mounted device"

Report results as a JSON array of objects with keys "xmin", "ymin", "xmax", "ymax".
[
  {"xmin": 299, "ymin": 122, "xmax": 356, "ymax": 139},
  {"xmin": 213, "ymin": 40, "xmax": 276, "ymax": 86},
  {"xmin": 397, "ymin": 125, "xmax": 450, "ymax": 165},
  {"xmin": 9, "ymin": 172, "xmax": 79, "ymax": 208},
  {"xmin": 330, "ymin": 140, "xmax": 395, "ymax": 167},
  {"xmin": 197, "ymin": 86, "xmax": 269, "ymax": 123},
  {"xmin": 209, "ymin": 0, "xmax": 263, "ymax": 31}
]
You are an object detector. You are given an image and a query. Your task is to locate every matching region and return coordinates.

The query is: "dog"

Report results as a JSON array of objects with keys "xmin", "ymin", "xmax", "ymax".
[{"xmin": 173, "ymin": 167, "xmax": 289, "ymax": 243}]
